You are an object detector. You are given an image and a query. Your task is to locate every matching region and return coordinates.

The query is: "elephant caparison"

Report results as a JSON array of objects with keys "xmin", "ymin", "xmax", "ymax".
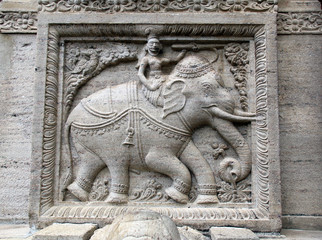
[{"xmin": 63, "ymin": 54, "xmax": 256, "ymax": 204}]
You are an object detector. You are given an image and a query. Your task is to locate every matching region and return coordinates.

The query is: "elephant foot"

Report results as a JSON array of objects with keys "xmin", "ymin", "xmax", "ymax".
[
  {"xmin": 195, "ymin": 194, "xmax": 219, "ymax": 204},
  {"xmin": 105, "ymin": 192, "xmax": 128, "ymax": 204},
  {"xmin": 165, "ymin": 187, "xmax": 188, "ymax": 204},
  {"xmin": 67, "ymin": 182, "xmax": 89, "ymax": 202}
]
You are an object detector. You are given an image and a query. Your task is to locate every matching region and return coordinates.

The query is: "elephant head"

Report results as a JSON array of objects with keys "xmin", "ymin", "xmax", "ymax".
[{"xmin": 162, "ymin": 55, "xmax": 256, "ymax": 185}]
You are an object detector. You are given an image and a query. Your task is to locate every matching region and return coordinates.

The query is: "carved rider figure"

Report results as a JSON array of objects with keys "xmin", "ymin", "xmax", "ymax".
[{"xmin": 137, "ymin": 34, "xmax": 186, "ymax": 107}]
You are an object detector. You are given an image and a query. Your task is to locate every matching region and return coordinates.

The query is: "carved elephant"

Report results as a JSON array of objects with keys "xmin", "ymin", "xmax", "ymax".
[{"xmin": 64, "ymin": 55, "xmax": 256, "ymax": 204}]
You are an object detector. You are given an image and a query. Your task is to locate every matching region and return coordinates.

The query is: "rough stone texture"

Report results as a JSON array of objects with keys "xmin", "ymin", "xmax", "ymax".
[
  {"xmin": 280, "ymin": 229, "xmax": 322, "ymax": 240},
  {"xmin": 89, "ymin": 225, "xmax": 110, "ymax": 240},
  {"xmin": 277, "ymin": 35, "xmax": 322, "ymax": 230},
  {"xmin": 88, "ymin": 210, "xmax": 181, "ymax": 240},
  {"xmin": 31, "ymin": 223, "xmax": 97, "ymax": 240},
  {"xmin": 0, "ymin": 224, "xmax": 31, "ymax": 239},
  {"xmin": 0, "ymin": 34, "xmax": 36, "ymax": 223},
  {"xmin": 210, "ymin": 227, "xmax": 259, "ymax": 240},
  {"xmin": 178, "ymin": 226, "xmax": 209, "ymax": 240},
  {"xmin": 0, "ymin": 0, "xmax": 37, "ymax": 11},
  {"xmin": 278, "ymin": 0, "xmax": 321, "ymax": 12}
]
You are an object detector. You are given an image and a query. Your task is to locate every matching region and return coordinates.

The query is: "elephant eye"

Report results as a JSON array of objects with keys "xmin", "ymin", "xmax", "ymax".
[{"xmin": 201, "ymin": 82, "xmax": 211, "ymax": 89}]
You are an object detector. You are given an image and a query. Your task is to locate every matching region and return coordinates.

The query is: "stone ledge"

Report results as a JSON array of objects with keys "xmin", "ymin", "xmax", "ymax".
[
  {"xmin": 31, "ymin": 223, "xmax": 97, "ymax": 240},
  {"xmin": 210, "ymin": 227, "xmax": 259, "ymax": 240},
  {"xmin": 282, "ymin": 215, "xmax": 322, "ymax": 231}
]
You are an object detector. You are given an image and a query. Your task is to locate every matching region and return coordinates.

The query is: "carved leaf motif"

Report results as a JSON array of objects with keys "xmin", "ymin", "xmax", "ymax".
[
  {"xmin": 224, "ymin": 43, "xmax": 249, "ymax": 111},
  {"xmin": 163, "ymin": 80, "xmax": 186, "ymax": 118},
  {"xmin": 217, "ymin": 179, "xmax": 251, "ymax": 203},
  {"xmin": 89, "ymin": 179, "xmax": 109, "ymax": 201},
  {"xmin": 130, "ymin": 179, "xmax": 169, "ymax": 202},
  {"xmin": 64, "ymin": 44, "xmax": 137, "ymax": 116}
]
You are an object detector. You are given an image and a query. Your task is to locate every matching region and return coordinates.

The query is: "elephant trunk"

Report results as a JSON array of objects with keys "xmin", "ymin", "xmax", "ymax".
[{"xmin": 211, "ymin": 117, "xmax": 252, "ymax": 185}]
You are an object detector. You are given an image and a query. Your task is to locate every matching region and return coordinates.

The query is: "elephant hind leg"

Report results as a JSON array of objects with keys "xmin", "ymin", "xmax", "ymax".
[
  {"xmin": 105, "ymin": 157, "xmax": 130, "ymax": 204},
  {"xmin": 67, "ymin": 141, "xmax": 105, "ymax": 201},
  {"xmin": 145, "ymin": 148, "xmax": 191, "ymax": 204}
]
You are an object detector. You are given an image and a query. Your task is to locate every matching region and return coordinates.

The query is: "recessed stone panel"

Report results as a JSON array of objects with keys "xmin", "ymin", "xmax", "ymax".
[{"xmin": 29, "ymin": 12, "xmax": 281, "ymax": 232}]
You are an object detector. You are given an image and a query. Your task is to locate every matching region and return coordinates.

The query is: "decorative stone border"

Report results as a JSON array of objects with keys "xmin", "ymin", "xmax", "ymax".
[
  {"xmin": 277, "ymin": 12, "xmax": 322, "ymax": 34},
  {"xmin": 37, "ymin": 0, "xmax": 277, "ymax": 13},
  {"xmin": 0, "ymin": 11, "xmax": 37, "ymax": 33},
  {"xmin": 2, "ymin": 10, "xmax": 322, "ymax": 35},
  {"xmin": 29, "ymin": 17, "xmax": 280, "ymax": 231}
]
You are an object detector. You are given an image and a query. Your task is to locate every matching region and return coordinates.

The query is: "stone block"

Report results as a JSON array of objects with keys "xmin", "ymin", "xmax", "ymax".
[
  {"xmin": 210, "ymin": 227, "xmax": 259, "ymax": 240},
  {"xmin": 89, "ymin": 225, "xmax": 110, "ymax": 240},
  {"xmin": 178, "ymin": 226, "xmax": 209, "ymax": 240},
  {"xmin": 31, "ymin": 223, "xmax": 97, "ymax": 240}
]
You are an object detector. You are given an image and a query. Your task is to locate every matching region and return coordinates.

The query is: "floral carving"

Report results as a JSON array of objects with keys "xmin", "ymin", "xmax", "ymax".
[
  {"xmin": 0, "ymin": 11, "xmax": 37, "ymax": 33},
  {"xmin": 211, "ymin": 142, "xmax": 228, "ymax": 159},
  {"xmin": 224, "ymin": 43, "xmax": 249, "ymax": 111},
  {"xmin": 277, "ymin": 12, "xmax": 322, "ymax": 34},
  {"xmin": 130, "ymin": 180, "xmax": 169, "ymax": 202},
  {"xmin": 89, "ymin": 178, "xmax": 109, "ymax": 201},
  {"xmin": 64, "ymin": 44, "xmax": 137, "ymax": 115},
  {"xmin": 218, "ymin": 0, "xmax": 277, "ymax": 12},
  {"xmin": 217, "ymin": 179, "xmax": 251, "ymax": 203},
  {"xmin": 38, "ymin": 0, "xmax": 277, "ymax": 12}
]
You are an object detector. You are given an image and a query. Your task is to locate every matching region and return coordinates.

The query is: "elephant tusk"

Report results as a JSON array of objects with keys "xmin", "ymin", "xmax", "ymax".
[{"xmin": 203, "ymin": 106, "xmax": 256, "ymax": 123}]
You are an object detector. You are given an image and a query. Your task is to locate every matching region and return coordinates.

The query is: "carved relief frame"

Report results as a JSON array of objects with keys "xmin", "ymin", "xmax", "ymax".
[{"xmin": 30, "ymin": 13, "xmax": 281, "ymax": 231}]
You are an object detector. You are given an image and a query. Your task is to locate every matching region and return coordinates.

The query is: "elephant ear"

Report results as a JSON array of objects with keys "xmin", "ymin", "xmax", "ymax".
[{"xmin": 162, "ymin": 80, "xmax": 186, "ymax": 118}]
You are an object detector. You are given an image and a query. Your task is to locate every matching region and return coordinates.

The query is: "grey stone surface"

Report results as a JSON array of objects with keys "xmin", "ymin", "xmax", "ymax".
[
  {"xmin": 210, "ymin": 227, "xmax": 259, "ymax": 240},
  {"xmin": 0, "ymin": 34, "xmax": 36, "ymax": 223},
  {"xmin": 0, "ymin": 0, "xmax": 37, "ymax": 11},
  {"xmin": 280, "ymin": 229, "xmax": 322, "ymax": 240},
  {"xmin": 278, "ymin": 0, "xmax": 321, "ymax": 12},
  {"xmin": 178, "ymin": 226, "xmax": 209, "ymax": 240},
  {"xmin": 89, "ymin": 225, "xmax": 110, "ymax": 240},
  {"xmin": 0, "ymin": 224, "xmax": 31, "ymax": 239},
  {"xmin": 89, "ymin": 210, "xmax": 181, "ymax": 240},
  {"xmin": 31, "ymin": 223, "xmax": 97, "ymax": 240},
  {"xmin": 277, "ymin": 35, "xmax": 322, "ymax": 229}
]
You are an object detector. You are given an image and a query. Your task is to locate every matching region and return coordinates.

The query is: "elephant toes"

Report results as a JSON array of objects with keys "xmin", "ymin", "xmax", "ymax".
[
  {"xmin": 67, "ymin": 182, "xmax": 89, "ymax": 202},
  {"xmin": 105, "ymin": 192, "xmax": 128, "ymax": 204},
  {"xmin": 165, "ymin": 187, "xmax": 188, "ymax": 204},
  {"xmin": 195, "ymin": 194, "xmax": 219, "ymax": 204}
]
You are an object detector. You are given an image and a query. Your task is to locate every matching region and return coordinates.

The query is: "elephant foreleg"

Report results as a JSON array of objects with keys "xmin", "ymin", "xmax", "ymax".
[
  {"xmin": 67, "ymin": 141, "xmax": 106, "ymax": 201},
  {"xmin": 145, "ymin": 147, "xmax": 191, "ymax": 204},
  {"xmin": 180, "ymin": 141, "xmax": 219, "ymax": 204}
]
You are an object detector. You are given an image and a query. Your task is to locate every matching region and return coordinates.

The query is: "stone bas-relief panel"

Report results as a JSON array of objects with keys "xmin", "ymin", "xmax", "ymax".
[
  {"xmin": 31, "ymin": 22, "xmax": 279, "ymax": 231},
  {"xmin": 61, "ymin": 39, "xmax": 254, "ymax": 206}
]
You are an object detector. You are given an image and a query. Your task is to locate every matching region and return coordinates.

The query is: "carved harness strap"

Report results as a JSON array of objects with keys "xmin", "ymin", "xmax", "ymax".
[{"xmin": 122, "ymin": 81, "xmax": 137, "ymax": 147}]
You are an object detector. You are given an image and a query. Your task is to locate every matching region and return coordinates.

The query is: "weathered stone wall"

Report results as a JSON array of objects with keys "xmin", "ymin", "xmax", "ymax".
[
  {"xmin": 278, "ymin": 35, "xmax": 322, "ymax": 230},
  {"xmin": 0, "ymin": 34, "xmax": 36, "ymax": 223}
]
